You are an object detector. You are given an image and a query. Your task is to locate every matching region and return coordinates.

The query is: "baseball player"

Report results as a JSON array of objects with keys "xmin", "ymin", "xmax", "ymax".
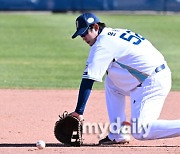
[{"xmin": 70, "ymin": 13, "xmax": 180, "ymax": 144}]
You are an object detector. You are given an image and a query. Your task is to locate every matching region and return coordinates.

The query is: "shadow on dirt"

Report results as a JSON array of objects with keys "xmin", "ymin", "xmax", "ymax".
[{"xmin": 0, "ymin": 143, "xmax": 179, "ymax": 148}]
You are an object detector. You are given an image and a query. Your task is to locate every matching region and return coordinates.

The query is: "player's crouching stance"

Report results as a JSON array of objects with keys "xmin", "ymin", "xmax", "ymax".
[{"xmin": 70, "ymin": 13, "xmax": 180, "ymax": 145}]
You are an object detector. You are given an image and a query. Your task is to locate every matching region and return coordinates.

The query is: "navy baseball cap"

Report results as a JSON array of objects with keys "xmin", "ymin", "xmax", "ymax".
[{"xmin": 72, "ymin": 13, "xmax": 100, "ymax": 39}]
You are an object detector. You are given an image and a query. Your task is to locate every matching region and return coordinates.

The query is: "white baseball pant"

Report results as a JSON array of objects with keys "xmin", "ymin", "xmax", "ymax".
[{"xmin": 105, "ymin": 64, "xmax": 180, "ymax": 142}]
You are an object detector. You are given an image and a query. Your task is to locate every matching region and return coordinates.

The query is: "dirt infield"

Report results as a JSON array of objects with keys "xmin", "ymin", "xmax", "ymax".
[{"xmin": 0, "ymin": 90, "xmax": 179, "ymax": 153}]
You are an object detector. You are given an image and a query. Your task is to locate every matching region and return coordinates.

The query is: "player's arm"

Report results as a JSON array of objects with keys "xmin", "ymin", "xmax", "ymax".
[
  {"xmin": 71, "ymin": 78, "xmax": 94, "ymax": 119},
  {"xmin": 71, "ymin": 46, "xmax": 113, "ymax": 119},
  {"xmin": 75, "ymin": 78, "xmax": 94, "ymax": 114}
]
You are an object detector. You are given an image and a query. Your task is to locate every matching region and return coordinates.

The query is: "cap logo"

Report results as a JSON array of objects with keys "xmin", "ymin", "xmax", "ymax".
[
  {"xmin": 76, "ymin": 20, "xmax": 79, "ymax": 29},
  {"xmin": 87, "ymin": 17, "xmax": 94, "ymax": 24}
]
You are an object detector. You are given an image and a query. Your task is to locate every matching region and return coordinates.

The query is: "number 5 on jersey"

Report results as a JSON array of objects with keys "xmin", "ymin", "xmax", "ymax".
[{"xmin": 120, "ymin": 30, "xmax": 145, "ymax": 45}]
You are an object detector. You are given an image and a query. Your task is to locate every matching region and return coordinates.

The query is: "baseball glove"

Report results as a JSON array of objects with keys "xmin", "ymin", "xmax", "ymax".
[{"xmin": 54, "ymin": 111, "xmax": 83, "ymax": 146}]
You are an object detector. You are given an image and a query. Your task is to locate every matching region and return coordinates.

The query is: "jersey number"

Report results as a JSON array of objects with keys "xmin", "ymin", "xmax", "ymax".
[{"xmin": 120, "ymin": 30, "xmax": 145, "ymax": 45}]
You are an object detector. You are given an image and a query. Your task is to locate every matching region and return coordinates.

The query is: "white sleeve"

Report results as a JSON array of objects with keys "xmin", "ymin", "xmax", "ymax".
[{"xmin": 82, "ymin": 46, "xmax": 114, "ymax": 82}]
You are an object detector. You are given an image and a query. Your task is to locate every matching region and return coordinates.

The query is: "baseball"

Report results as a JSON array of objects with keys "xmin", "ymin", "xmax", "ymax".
[{"xmin": 36, "ymin": 140, "xmax": 46, "ymax": 149}]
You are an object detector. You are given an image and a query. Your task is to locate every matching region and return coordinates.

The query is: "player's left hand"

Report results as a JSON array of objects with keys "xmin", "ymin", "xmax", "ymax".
[{"xmin": 70, "ymin": 112, "xmax": 84, "ymax": 122}]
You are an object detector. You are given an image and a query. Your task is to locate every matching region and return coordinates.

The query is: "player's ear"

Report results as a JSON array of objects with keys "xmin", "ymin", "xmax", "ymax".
[{"xmin": 93, "ymin": 24, "xmax": 99, "ymax": 32}]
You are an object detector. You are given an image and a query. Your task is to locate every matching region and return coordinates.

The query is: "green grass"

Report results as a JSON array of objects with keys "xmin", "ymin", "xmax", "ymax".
[{"xmin": 0, "ymin": 13, "xmax": 179, "ymax": 90}]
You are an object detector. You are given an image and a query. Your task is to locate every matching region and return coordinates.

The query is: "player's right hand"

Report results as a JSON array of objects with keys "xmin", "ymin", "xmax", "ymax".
[{"xmin": 69, "ymin": 112, "xmax": 84, "ymax": 122}]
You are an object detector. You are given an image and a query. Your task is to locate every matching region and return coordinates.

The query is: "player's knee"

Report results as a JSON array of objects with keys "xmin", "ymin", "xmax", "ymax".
[
  {"xmin": 132, "ymin": 132, "xmax": 152, "ymax": 140},
  {"xmin": 132, "ymin": 133, "xmax": 144, "ymax": 140},
  {"xmin": 131, "ymin": 122, "xmax": 152, "ymax": 140}
]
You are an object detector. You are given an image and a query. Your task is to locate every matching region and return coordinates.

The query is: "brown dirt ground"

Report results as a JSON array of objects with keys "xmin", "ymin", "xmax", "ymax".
[{"xmin": 0, "ymin": 90, "xmax": 179, "ymax": 154}]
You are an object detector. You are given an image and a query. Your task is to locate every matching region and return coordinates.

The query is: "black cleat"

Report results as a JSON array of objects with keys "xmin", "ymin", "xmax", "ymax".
[{"xmin": 99, "ymin": 136, "xmax": 130, "ymax": 145}]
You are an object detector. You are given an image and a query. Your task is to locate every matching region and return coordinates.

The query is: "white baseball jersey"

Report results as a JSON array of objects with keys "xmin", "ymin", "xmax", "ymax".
[{"xmin": 83, "ymin": 27, "xmax": 165, "ymax": 92}]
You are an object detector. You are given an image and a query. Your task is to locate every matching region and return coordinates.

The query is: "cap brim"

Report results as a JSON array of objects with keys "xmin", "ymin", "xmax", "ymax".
[{"xmin": 72, "ymin": 27, "xmax": 88, "ymax": 39}]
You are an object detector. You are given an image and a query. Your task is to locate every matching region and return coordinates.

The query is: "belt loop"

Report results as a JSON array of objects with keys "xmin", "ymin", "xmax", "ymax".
[{"xmin": 137, "ymin": 83, "xmax": 142, "ymax": 87}]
